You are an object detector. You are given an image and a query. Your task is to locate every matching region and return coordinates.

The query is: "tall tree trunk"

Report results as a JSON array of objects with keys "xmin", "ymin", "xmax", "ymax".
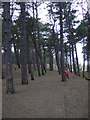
[
  {"xmin": 65, "ymin": 44, "xmax": 68, "ymax": 63},
  {"xmin": 35, "ymin": 2, "xmax": 45, "ymax": 75},
  {"xmin": 87, "ymin": 12, "xmax": 90, "ymax": 79},
  {"xmin": 59, "ymin": 3, "xmax": 66, "ymax": 81},
  {"xmin": 32, "ymin": 50, "xmax": 36, "ymax": 70},
  {"xmin": 11, "ymin": 31, "xmax": 20, "ymax": 68},
  {"xmin": 32, "ymin": 2, "xmax": 41, "ymax": 76},
  {"xmin": 26, "ymin": 39, "xmax": 34, "ymax": 80},
  {"xmin": 71, "ymin": 44, "xmax": 77, "ymax": 75},
  {"xmin": 82, "ymin": 40, "xmax": 85, "ymax": 78},
  {"xmin": 69, "ymin": 45, "xmax": 72, "ymax": 72},
  {"xmin": 53, "ymin": 26, "xmax": 61, "ymax": 75},
  {"xmin": 3, "ymin": 2, "xmax": 15, "ymax": 94},
  {"xmin": 48, "ymin": 43, "xmax": 53, "ymax": 71},
  {"xmin": 20, "ymin": 2, "xmax": 28, "ymax": 84},
  {"xmin": 81, "ymin": 2, "xmax": 85, "ymax": 78},
  {"xmin": 74, "ymin": 44, "xmax": 80, "ymax": 76},
  {"xmin": 42, "ymin": 44, "xmax": 46, "ymax": 71},
  {"xmin": 67, "ymin": 4, "xmax": 77, "ymax": 75},
  {"xmin": 68, "ymin": 24, "xmax": 77, "ymax": 75},
  {"xmin": 13, "ymin": 43, "xmax": 20, "ymax": 68}
]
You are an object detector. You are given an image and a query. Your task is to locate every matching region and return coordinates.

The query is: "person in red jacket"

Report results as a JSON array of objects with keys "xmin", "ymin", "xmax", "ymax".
[{"xmin": 66, "ymin": 69, "xmax": 69, "ymax": 79}]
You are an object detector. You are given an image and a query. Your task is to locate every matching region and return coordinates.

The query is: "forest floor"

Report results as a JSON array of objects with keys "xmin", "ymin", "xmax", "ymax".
[{"xmin": 2, "ymin": 66, "xmax": 88, "ymax": 118}]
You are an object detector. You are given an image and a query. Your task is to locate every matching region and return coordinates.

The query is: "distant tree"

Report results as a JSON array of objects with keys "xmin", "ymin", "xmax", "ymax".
[
  {"xmin": 65, "ymin": 3, "xmax": 78, "ymax": 75},
  {"xmin": 11, "ymin": 28, "xmax": 20, "ymax": 68},
  {"xmin": 35, "ymin": 2, "xmax": 46, "ymax": 75},
  {"xmin": 32, "ymin": 2, "xmax": 41, "ymax": 76}
]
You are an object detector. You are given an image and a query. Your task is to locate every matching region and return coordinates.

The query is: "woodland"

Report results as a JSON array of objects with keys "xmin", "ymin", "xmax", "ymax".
[{"xmin": 1, "ymin": 0, "xmax": 90, "ymax": 118}]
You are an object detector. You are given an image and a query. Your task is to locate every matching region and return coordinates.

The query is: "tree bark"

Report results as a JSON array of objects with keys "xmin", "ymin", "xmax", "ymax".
[
  {"xmin": 35, "ymin": 2, "xmax": 45, "ymax": 75},
  {"xmin": 67, "ymin": 4, "xmax": 77, "ymax": 75},
  {"xmin": 3, "ymin": 2, "xmax": 15, "ymax": 94},
  {"xmin": 65, "ymin": 44, "xmax": 68, "ymax": 63},
  {"xmin": 87, "ymin": 13, "xmax": 90, "ymax": 79},
  {"xmin": 32, "ymin": 2, "xmax": 41, "ymax": 76},
  {"xmin": 59, "ymin": 3, "xmax": 66, "ymax": 81},
  {"xmin": 20, "ymin": 2, "xmax": 28, "ymax": 84},
  {"xmin": 69, "ymin": 45, "xmax": 72, "ymax": 72},
  {"xmin": 32, "ymin": 50, "xmax": 36, "ymax": 70},
  {"xmin": 26, "ymin": 39, "xmax": 34, "ymax": 80},
  {"xmin": 82, "ymin": 40, "xmax": 85, "ymax": 78},
  {"xmin": 11, "ymin": 30, "xmax": 20, "ymax": 68},
  {"xmin": 74, "ymin": 44, "xmax": 80, "ymax": 76},
  {"xmin": 71, "ymin": 44, "xmax": 77, "ymax": 75},
  {"xmin": 42, "ymin": 44, "xmax": 47, "ymax": 71},
  {"xmin": 48, "ymin": 43, "xmax": 53, "ymax": 71},
  {"xmin": 52, "ymin": 26, "xmax": 61, "ymax": 74},
  {"xmin": 68, "ymin": 22, "xmax": 77, "ymax": 75}
]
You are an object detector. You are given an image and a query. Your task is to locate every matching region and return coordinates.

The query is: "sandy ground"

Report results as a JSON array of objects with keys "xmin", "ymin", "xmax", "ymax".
[{"xmin": 2, "ymin": 67, "xmax": 88, "ymax": 118}]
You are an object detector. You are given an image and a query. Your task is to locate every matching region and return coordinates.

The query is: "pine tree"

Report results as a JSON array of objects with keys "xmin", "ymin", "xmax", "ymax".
[
  {"xmin": 20, "ymin": 2, "xmax": 28, "ymax": 84},
  {"xmin": 59, "ymin": 3, "xmax": 66, "ymax": 81},
  {"xmin": 3, "ymin": 2, "xmax": 15, "ymax": 94}
]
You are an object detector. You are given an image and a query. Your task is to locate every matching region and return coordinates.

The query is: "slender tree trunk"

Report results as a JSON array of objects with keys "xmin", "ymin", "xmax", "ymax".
[
  {"xmin": 71, "ymin": 44, "xmax": 77, "ymax": 75},
  {"xmin": 87, "ymin": 13, "xmax": 90, "ymax": 79},
  {"xmin": 20, "ymin": 2, "xmax": 28, "ymax": 84},
  {"xmin": 42, "ymin": 44, "xmax": 46, "ymax": 71},
  {"xmin": 67, "ymin": 4, "xmax": 77, "ymax": 75},
  {"xmin": 65, "ymin": 44, "xmax": 68, "ymax": 63},
  {"xmin": 68, "ymin": 25, "xmax": 77, "ymax": 75},
  {"xmin": 53, "ymin": 26, "xmax": 61, "ymax": 75},
  {"xmin": 83, "ymin": 40, "xmax": 85, "ymax": 78},
  {"xmin": 3, "ymin": 2, "xmax": 15, "ymax": 94},
  {"xmin": 11, "ymin": 31, "xmax": 20, "ymax": 68},
  {"xmin": 13, "ymin": 43, "xmax": 20, "ymax": 68},
  {"xmin": 26, "ymin": 39, "xmax": 34, "ymax": 80},
  {"xmin": 69, "ymin": 45, "xmax": 72, "ymax": 72},
  {"xmin": 35, "ymin": 2, "xmax": 45, "ymax": 75},
  {"xmin": 32, "ymin": 2, "xmax": 41, "ymax": 76},
  {"xmin": 74, "ymin": 44, "xmax": 80, "ymax": 76},
  {"xmin": 81, "ymin": 2, "xmax": 85, "ymax": 78},
  {"xmin": 48, "ymin": 43, "xmax": 53, "ymax": 71},
  {"xmin": 32, "ymin": 50, "xmax": 36, "ymax": 70},
  {"xmin": 59, "ymin": 3, "xmax": 66, "ymax": 81}
]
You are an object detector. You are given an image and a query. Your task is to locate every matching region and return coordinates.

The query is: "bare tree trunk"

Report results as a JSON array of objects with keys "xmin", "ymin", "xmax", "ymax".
[
  {"xmin": 82, "ymin": 41, "xmax": 85, "ymax": 78},
  {"xmin": 48, "ymin": 43, "xmax": 53, "ymax": 71},
  {"xmin": 52, "ymin": 26, "xmax": 61, "ymax": 75},
  {"xmin": 67, "ymin": 4, "xmax": 77, "ymax": 75},
  {"xmin": 68, "ymin": 24, "xmax": 77, "ymax": 75},
  {"xmin": 13, "ymin": 43, "xmax": 20, "ymax": 68},
  {"xmin": 26, "ymin": 39, "xmax": 34, "ymax": 80},
  {"xmin": 87, "ymin": 13, "xmax": 90, "ymax": 79},
  {"xmin": 71, "ymin": 44, "xmax": 77, "ymax": 75},
  {"xmin": 11, "ymin": 31, "xmax": 20, "ymax": 68},
  {"xmin": 32, "ymin": 2, "xmax": 41, "ymax": 76},
  {"xmin": 35, "ymin": 2, "xmax": 45, "ymax": 75},
  {"xmin": 42, "ymin": 44, "xmax": 47, "ymax": 71},
  {"xmin": 69, "ymin": 45, "xmax": 72, "ymax": 72},
  {"xmin": 59, "ymin": 3, "xmax": 66, "ymax": 81},
  {"xmin": 3, "ymin": 2, "xmax": 15, "ymax": 94},
  {"xmin": 65, "ymin": 44, "xmax": 68, "ymax": 63},
  {"xmin": 74, "ymin": 44, "xmax": 80, "ymax": 76},
  {"xmin": 32, "ymin": 50, "xmax": 36, "ymax": 70},
  {"xmin": 20, "ymin": 2, "xmax": 28, "ymax": 84}
]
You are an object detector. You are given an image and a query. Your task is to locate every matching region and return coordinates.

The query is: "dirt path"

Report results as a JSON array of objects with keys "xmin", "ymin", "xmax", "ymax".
[{"xmin": 2, "ymin": 70, "xmax": 88, "ymax": 118}]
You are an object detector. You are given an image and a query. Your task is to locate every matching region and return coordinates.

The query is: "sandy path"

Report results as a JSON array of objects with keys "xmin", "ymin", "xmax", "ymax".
[{"xmin": 2, "ymin": 70, "xmax": 88, "ymax": 118}]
